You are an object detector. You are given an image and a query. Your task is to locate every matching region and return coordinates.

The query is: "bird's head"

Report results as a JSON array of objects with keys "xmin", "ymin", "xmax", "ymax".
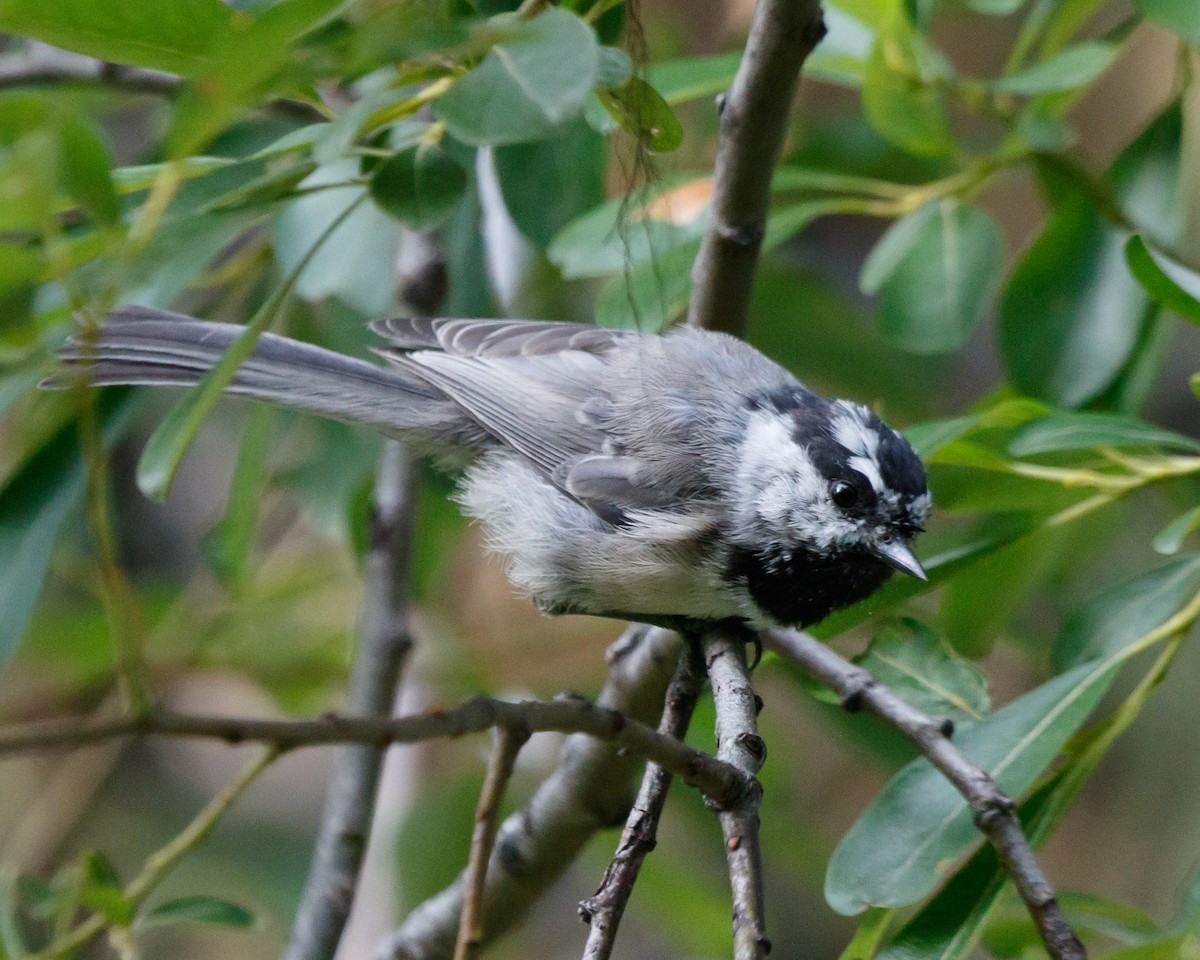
[{"xmin": 730, "ymin": 393, "xmax": 931, "ymax": 626}]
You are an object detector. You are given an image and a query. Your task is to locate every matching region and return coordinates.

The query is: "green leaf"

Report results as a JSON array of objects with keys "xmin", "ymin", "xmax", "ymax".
[
  {"xmin": 57, "ymin": 119, "xmax": 119, "ymax": 228},
  {"xmin": 826, "ymin": 661, "xmax": 1114, "ymax": 914},
  {"xmin": 647, "ymin": 52, "xmax": 741, "ymax": 104},
  {"xmin": 596, "ymin": 77, "xmax": 684, "ymax": 153},
  {"xmin": 990, "ymin": 42, "xmax": 1115, "ymax": 95},
  {"xmin": 79, "ymin": 851, "xmax": 131, "ymax": 926},
  {"xmin": 998, "ymin": 195, "xmax": 1147, "ymax": 407},
  {"xmin": 1009, "ymin": 411, "xmax": 1200, "ymax": 456},
  {"xmin": 135, "ymin": 895, "xmax": 256, "ymax": 931},
  {"xmin": 0, "ymin": 393, "xmax": 134, "ymax": 670},
  {"xmin": 903, "ymin": 397, "xmax": 1050, "ymax": 458},
  {"xmin": 1052, "ymin": 554, "xmax": 1200, "ymax": 670},
  {"xmin": 0, "ymin": 0, "xmax": 232, "ymax": 75},
  {"xmin": 1135, "ymin": 0, "xmax": 1200, "ymax": 44},
  {"xmin": 369, "ymin": 143, "xmax": 467, "ymax": 231},
  {"xmin": 964, "ymin": 0, "xmax": 1025, "ymax": 13},
  {"xmin": 203, "ymin": 406, "xmax": 274, "ymax": 586},
  {"xmin": 596, "ymin": 45, "xmax": 633, "ymax": 89},
  {"xmin": 494, "ymin": 118, "xmax": 606, "ymax": 248},
  {"xmin": 862, "ymin": 18, "xmax": 954, "ymax": 156},
  {"xmin": 594, "ymin": 239, "xmax": 698, "ymax": 331},
  {"xmin": 434, "ymin": 9, "xmax": 599, "ymax": 146},
  {"xmin": 855, "ymin": 619, "xmax": 991, "ymax": 723},
  {"xmin": 0, "ymin": 873, "xmax": 31, "ymax": 959},
  {"xmin": 1154, "ymin": 506, "xmax": 1200, "ymax": 556},
  {"xmin": 1125, "ymin": 235, "xmax": 1200, "ymax": 326},
  {"xmin": 872, "ymin": 201, "xmax": 1004, "ymax": 353}
]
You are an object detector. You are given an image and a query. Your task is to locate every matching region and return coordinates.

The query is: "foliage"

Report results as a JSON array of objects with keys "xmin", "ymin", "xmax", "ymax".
[{"xmin": 0, "ymin": 0, "xmax": 1199, "ymax": 958}]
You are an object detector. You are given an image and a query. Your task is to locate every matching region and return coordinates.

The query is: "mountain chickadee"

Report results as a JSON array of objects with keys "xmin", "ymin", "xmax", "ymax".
[{"xmin": 48, "ymin": 307, "xmax": 930, "ymax": 629}]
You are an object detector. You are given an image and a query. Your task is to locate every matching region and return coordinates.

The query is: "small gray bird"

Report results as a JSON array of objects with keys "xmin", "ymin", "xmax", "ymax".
[{"xmin": 49, "ymin": 307, "xmax": 930, "ymax": 628}]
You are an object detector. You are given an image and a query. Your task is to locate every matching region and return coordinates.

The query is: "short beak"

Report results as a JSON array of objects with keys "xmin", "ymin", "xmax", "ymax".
[{"xmin": 872, "ymin": 537, "xmax": 928, "ymax": 581}]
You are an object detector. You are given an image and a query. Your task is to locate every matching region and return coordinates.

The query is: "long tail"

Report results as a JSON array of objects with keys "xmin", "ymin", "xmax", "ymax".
[{"xmin": 45, "ymin": 306, "xmax": 464, "ymax": 443}]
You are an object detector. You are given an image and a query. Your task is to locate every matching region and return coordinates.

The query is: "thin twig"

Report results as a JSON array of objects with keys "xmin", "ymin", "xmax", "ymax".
[
  {"xmin": 685, "ymin": 0, "xmax": 827, "ymax": 337},
  {"xmin": 578, "ymin": 645, "xmax": 705, "ymax": 960},
  {"xmin": 702, "ymin": 627, "xmax": 770, "ymax": 960},
  {"xmin": 454, "ymin": 728, "xmax": 530, "ymax": 960},
  {"xmin": 372, "ymin": 624, "xmax": 685, "ymax": 960},
  {"xmin": 29, "ymin": 746, "xmax": 279, "ymax": 960},
  {"xmin": 765, "ymin": 627, "xmax": 1086, "ymax": 960},
  {"xmin": 283, "ymin": 443, "xmax": 422, "ymax": 960}
]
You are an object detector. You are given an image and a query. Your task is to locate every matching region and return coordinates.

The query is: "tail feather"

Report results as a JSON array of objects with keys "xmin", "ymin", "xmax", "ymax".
[{"xmin": 45, "ymin": 307, "xmax": 472, "ymax": 446}]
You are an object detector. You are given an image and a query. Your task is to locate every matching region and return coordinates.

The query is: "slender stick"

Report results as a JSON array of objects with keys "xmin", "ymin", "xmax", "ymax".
[
  {"xmin": 282, "ymin": 443, "xmax": 421, "ymax": 960},
  {"xmin": 765, "ymin": 627, "xmax": 1086, "ymax": 960},
  {"xmin": 454, "ymin": 728, "xmax": 529, "ymax": 960},
  {"xmin": 372, "ymin": 625, "xmax": 685, "ymax": 960},
  {"xmin": 685, "ymin": 0, "xmax": 827, "ymax": 337},
  {"xmin": 702, "ymin": 628, "xmax": 769, "ymax": 960},
  {"xmin": 579, "ymin": 646, "xmax": 705, "ymax": 959}
]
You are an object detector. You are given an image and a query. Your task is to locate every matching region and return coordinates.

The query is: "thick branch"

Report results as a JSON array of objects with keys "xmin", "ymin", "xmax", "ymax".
[
  {"xmin": 765, "ymin": 627, "xmax": 1086, "ymax": 960},
  {"xmin": 686, "ymin": 0, "xmax": 827, "ymax": 336},
  {"xmin": 283, "ymin": 442, "xmax": 421, "ymax": 960},
  {"xmin": 454, "ymin": 728, "xmax": 529, "ymax": 960},
  {"xmin": 703, "ymin": 628, "xmax": 769, "ymax": 960},
  {"xmin": 371, "ymin": 625, "xmax": 685, "ymax": 960},
  {"xmin": 578, "ymin": 645, "xmax": 705, "ymax": 959}
]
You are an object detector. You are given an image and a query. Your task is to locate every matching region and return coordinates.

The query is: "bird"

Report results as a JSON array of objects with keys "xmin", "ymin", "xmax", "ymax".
[{"xmin": 46, "ymin": 306, "xmax": 930, "ymax": 631}]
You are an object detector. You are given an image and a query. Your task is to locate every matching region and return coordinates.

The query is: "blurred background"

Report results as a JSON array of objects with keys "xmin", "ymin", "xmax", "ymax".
[{"xmin": 2, "ymin": 0, "xmax": 1200, "ymax": 957}]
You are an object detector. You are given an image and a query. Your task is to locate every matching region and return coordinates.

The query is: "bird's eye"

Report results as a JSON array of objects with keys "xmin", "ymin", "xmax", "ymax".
[{"xmin": 830, "ymin": 480, "xmax": 858, "ymax": 509}]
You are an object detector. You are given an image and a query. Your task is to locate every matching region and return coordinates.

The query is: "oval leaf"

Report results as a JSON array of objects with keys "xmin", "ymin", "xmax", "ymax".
[
  {"xmin": 875, "ymin": 201, "xmax": 1004, "ymax": 354},
  {"xmin": 434, "ymin": 9, "xmax": 599, "ymax": 146},
  {"xmin": 136, "ymin": 895, "xmax": 255, "ymax": 931},
  {"xmin": 1153, "ymin": 505, "xmax": 1200, "ymax": 556},
  {"xmin": 990, "ymin": 42, "xmax": 1115, "ymax": 95},
  {"xmin": 369, "ymin": 143, "xmax": 467, "ymax": 231},
  {"xmin": 1135, "ymin": 0, "xmax": 1200, "ymax": 44}
]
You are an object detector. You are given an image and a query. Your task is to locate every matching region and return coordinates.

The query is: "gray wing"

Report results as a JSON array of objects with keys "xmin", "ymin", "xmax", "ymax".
[{"xmin": 372, "ymin": 317, "xmax": 680, "ymax": 518}]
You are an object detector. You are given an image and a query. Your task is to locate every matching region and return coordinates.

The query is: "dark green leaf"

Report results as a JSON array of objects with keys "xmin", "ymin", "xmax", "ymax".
[
  {"xmin": 369, "ymin": 143, "xmax": 467, "ymax": 231},
  {"xmin": 434, "ymin": 9, "xmax": 599, "ymax": 146},
  {"xmin": 136, "ymin": 895, "xmax": 256, "ymax": 931},
  {"xmin": 1125, "ymin": 235, "xmax": 1200, "ymax": 326},
  {"xmin": 855, "ymin": 619, "xmax": 991, "ymax": 723},
  {"xmin": 1154, "ymin": 506, "xmax": 1200, "ymax": 556},
  {"xmin": 596, "ymin": 77, "xmax": 684, "ymax": 153},
  {"xmin": 1009, "ymin": 411, "xmax": 1200, "ymax": 456},
  {"xmin": 0, "ymin": 392, "xmax": 134, "ymax": 670},
  {"xmin": 1135, "ymin": 0, "xmax": 1200, "ymax": 44},
  {"xmin": 1052, "ymin": 554, "xmax": 1200, "ymax": 670},
  {"xmin": 827, "ymin": 660, "xmax": 1115, "ymax": 914},
  {"xmin": 494, "ymin": 118, "xmax": 606, "ymax": 248},
  {"xmin": 990, "ymin": 42, "xmax": 1115, "ymax": 95},
  {"xmin": 206, "ymin": 159, "xmax": 320, "ymax": 213},
  {"xmin": 0, "ymin": 0, "xmax": 232, "ymax": 75},
  {"xmin": 872, "ymin": 201, "xmax": 1004, "ymax": 353},
  {"xmin": 58, "ymin": 119, "xmax": 119, "ymax": 227}
]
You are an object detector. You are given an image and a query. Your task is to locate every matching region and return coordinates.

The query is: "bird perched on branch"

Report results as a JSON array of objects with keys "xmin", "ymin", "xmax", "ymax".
[{"xmin": 47, "ymin": 308, "xmax": 930, "ymax": 629}]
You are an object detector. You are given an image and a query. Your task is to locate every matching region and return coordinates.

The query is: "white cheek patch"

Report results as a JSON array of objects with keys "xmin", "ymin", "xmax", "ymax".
[{"xmin": 738, "ymin": 412, "xmax": 858, "ymax": 550}]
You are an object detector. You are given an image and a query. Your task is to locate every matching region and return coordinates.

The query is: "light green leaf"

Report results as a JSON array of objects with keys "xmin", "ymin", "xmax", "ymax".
[
  {"xmin": 0, "ymin": 0, "xmax": 232, "ymax": 75},
  {"xmin": 1125, "ymin": 234, "xmax": 1200, "ymax": 326},
  {"xmin": 368, "ymin": 143, "xmax": 467, "ymax": 231},
  {"xmin": 873, "ymin": 201, "xmax": 1004, "ymax": 353},
  {"xmin": 862, "ymin": 17, "xmax": 954, "ymax": 156},
  {"xmin": 1154, "ymin": 506, "xmax": 1200, "ymax": 556},
  {"xmin": 903, "ymin": 397, "xmax": 1050, "ymax": 458},
  {"xmin": 855, "ymin": 619, "xmax": 991, "ymax": 723},
  {"xmin": 135, "ymin": 895, "xmax": 256, "ymax": 931},
  {"xmin": 860, "ymin": 202, "xmax": 937, "ymax": 295},
  {"xmin": 435, "ymin": 9, "xmax": 599, "ymax": 146},
  {"xmin": 990, "ymin": 42, "xmax": 1115, "ymax": 95},
  {"xmin": 596, "ymin": 46, "xmax": 633, "ymax": 89},
  {"xmin": 1135, "ymin": 0, "xmax": 1200, "ymax": 44},
  {"xmin": 596, "ymin": 77, "xmax": 684, "ymax": 153},
  {"xmin": 1009, "ymin": 411, "xmax": 1200, "ymax": 456},
  {"xmin": 1098, "ymin": 936, "xmax": 1197, "ymax": 960},
  {"xmin": 647, "ymin": 52, "xmax": 741, "ymax": 104},
  {"xmin": 203, "ymin": 406, "xmax": 274, "ymax": 586},
  {"xmin": 58, "ymin": 119, "xmax": 119, "ymax": 227},
  {"xmin": 0, "ymin": 393, "xmax": 134, "ymax": 670}
]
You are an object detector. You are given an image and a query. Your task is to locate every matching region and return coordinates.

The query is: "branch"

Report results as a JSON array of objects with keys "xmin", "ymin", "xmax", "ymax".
[
  {"xmin": 578, "ymin": 645, "xmax": 705, "ymax": 959},
  {"xmin": 371, "ymin": 624, "xmax": 686, "ymax": 960},
  {"xmin": 685, "ymin": 0, "xmax": 827, "ymax": 336},
  {"xmin": 454, "ymin": 728, "xmax": 529, "ymax": 960},
  {"xmin": 703, "ymin": 628, "xmax": 770, "ymax": 960},
  {"xmin": 0, "ymin": 45, "xmax": 326, "ymax": 122},
  {"xmin": 283, "ymin": 442, "xmax": 421, "ymax": 960},
  {"xmin": 765, "ymin": 627, "xmax": 1087, "ymax": 960},
  {"xmin": 0, "ymin": 694, "xmax": 747, "ymax": 808}
]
